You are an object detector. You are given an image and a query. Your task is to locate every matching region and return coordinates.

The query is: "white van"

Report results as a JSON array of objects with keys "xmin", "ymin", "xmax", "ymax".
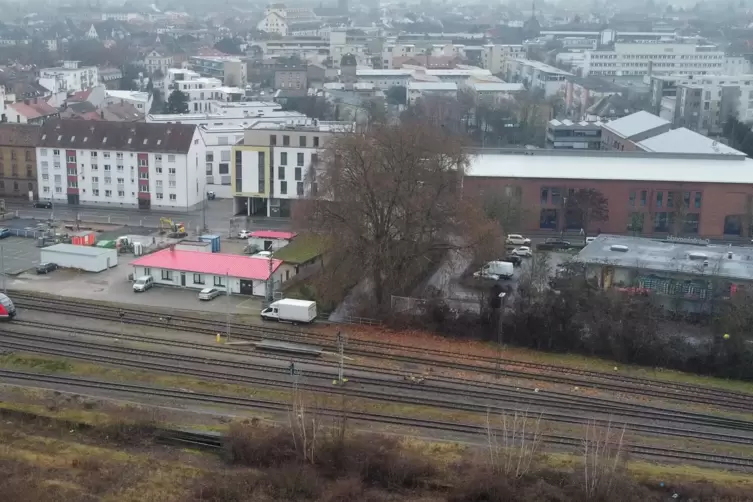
[
  {"xmin": 473, "ymin": 261, "xmax": 514, "ymax": 280},
  {"xmin": 133, "ymin": 275, "xmax": 154, "ymax": 292}
]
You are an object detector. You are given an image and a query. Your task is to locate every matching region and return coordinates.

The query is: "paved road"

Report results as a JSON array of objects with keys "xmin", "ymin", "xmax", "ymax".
[{"xmin": 2, "ymin": 199, "xmax": 292, "ymax": 235}]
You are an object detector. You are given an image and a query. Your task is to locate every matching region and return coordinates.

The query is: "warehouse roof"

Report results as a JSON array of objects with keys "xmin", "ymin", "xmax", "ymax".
[
  {"xmin": 467, "ymin": 150, "xmax": 753, "ymax": 184},
  {"xmin": 42, "ymin": 243, "xmax": 114, "ymax": 256},
  {"xmin": 636, "ymin": 128, "xmax": 745, "ymax": 156},
  {"xmin": 131, "ymin": 249, "xmax": 282, "ymax": 280},
  {"xmin": 601, "ymin": 111, "xmax": 669, "ymax": 139},
  {"xmin": 38, "ymin": 120, "xmax": 197, "ymax": 154}
]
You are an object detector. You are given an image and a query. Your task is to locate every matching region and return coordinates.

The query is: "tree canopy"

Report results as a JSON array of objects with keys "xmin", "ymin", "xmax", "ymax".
[{"xmin": 165, "ymin": 90, "xmax": 189, "ymax": 114}]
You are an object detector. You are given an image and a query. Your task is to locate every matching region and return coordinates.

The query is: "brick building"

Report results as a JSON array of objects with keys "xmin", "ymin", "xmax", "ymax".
[
  {"xmin": 463, "ymin": 149, "xmax": 753, "ymax": 239},
  {"xmin": 0, "ymin": 124, "xmax": 42, "ymax": 199}
]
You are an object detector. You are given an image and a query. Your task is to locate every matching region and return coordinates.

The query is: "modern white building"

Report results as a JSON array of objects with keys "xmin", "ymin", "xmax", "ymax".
[
  {"xmin": 355, "ymin": 69, "xmax": 413, "ymax": 90},
  {"xmin": 104, "ymin": 90, "xmax": 152, "ymax": 114},
  {"xmin": 168, "ymin": 77, "xmax": 246, "ymax": 113},
  {"xmin": 38, "ymin": 61, "xmax": 99, "ymax": 93},
  {"xmin": 504, "ymin": 59, "xmax": 572, "ymax": 97},
  {"xmin": 582, "ymin": 43, "xmax": 725, "ymax": 78},
  {"xmin": 189, "ymin": 56, "xmax": 248, "ymax": 87},
  {"xmin": 36, "ymin": 120, "xmax": 207, "ymax": 211},
  {"xmin": 147, "ymin": 102, "xmax": 308, "ymax": 128},
  {"xmin": 406, "ymin": 81, "xmax": 458, "ymax": 105},
  {"xmin": 481, "ymin": 44, "xmax": 526, "ymax": 75}
]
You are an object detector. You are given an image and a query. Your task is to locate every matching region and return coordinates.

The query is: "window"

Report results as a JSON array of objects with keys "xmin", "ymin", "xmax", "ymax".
[
  {"xmin": 283, "ymin": 135, "xmax": 290, "ymax": 146},
  {"xmin": 278, "ymin": 165, "xmax": 285, "ymax": 180},
  {"xmin": 694, "ymin": 192, "xmax": 702, "ymax": 208},
  {"xmin": 117, "ymin": 177, "xmax": 124, "ymax": 184},
  {"xmin": 55, "ymin": 187, "xmax": 62, "ymax": 193},
  {"xmin": 92, "ymin": 164, "xmax": 98, "ymax": 171},
  {"xmin": 270, "ymin": 134, "xmax": 277, "ymax": 146},
  {"xmin": 169, "ymin": 194, "xmax": 176, "ymax": 200},
  {"xmin": 67, "ymin": 155, "xmax": 75, "ymax": 163},
  {"xmin": 104, "ymin": 164, "xmax": 111, "ymax": 171},
  {"xmin": 42, "ymin": 174, "xmax": 49, "ymax": 181},
  {"xmin": 540, "ymin": 187, "xmax": 549, "ymax": 204},
  {"xmin": 539, "ymin": 208, "xmax": 558, "ymax": 229},
  {"xmin": 297, "ymin": 152, "xmax": 304, "ymax": 166},
  {"xmin": 683, "ymin": 192, "xmax": 691, "ymax": 207},
  {"xmin": 297, "ymin": 182, "xmax": 304, "ymax": 196},
  {"xmin": 25, "ymin": 151, "xmax": 31, "ymax": 161},
  {"xmin": 90, "ymin": 151, "xmax": 97, "ymax": 158},
  {"xmin": 41, "ymin": 161, "xmax": 49, "ymax": 169},
  {"xmin": 628, "ymin": 191, "xmax": 636, "ymax": 206},
  {"xmin": 168, "ymin": 168, "xmax": 176, "ymax": 175},
  {"xmin": 156, "ymin": 193, "xmax": 163, "ymax": 199},
  {"xmin": 53, "ymin": 161, "xmax": 60, "ymax": 169},
  {"xmin": 280, "ymin": 152, "xmax": 287, "ymax": 165},
  {"xmin": 139, "ymin": 158, "xmax": 147, "ymax": 167},
  {"xmin": 168, "ymin": 155, "xmax": 175, "ymax": 162},
  {"xmin": 311, "ymin": 153, "xmax": 318, "ymax": 165},
  {"xmin": 214, "ymin": 276, "xmax": 224, "ymax": 287},
  {"xmin": 656, "ymin": 191, "xmax": 663, "ymax": 208},
  {"xmin": 313, "ymin": 136, "xmax": 320, "ymax": 147},
  {"xmin": 105, "ymin": 190, "xmax": 112, "ymax": 197},
  {"xmin": 627, "ymin": 212, "xmax": 644, "ymax": 232},
  {"xmin": 103, "ymin": 152, "xmax": 110, "ymax": 158},
  {"xmin": 299, "ymin": 136, "xmax": 307, "ymax": 147},
  {"xmin": 220, "ymin": 150, "xmax": 231, "ymax": 162},
  {"xmin": 667, "ymin": 191, "xmax": 674, "ymax": 208},
  {"xmin": 293, "ymin": 167, "xmax": 301, "ymax": 181},
  {"xmin": 155, "ymin": 154, "xmax": 162, "ymax": 162},
  {"xmin": 53, "ymin": 149, "xmax": 60, "ymax": 156},
  {"xmin": 654, "ymin": 212, "xmax": 670, "ymax": 232},
  {"xmin": 684, "ymin": 213, "xmax": 699, "ymax": 234},
  {"xmin": 169, "ymin": 180, "xmax": 176, "ymax": 188},
  {"xmin": 206, "ymin": 152, "xmax": 214, "ymax": 162},
  {"xmin": 219, "ymin": 163, "xmax": 229, "ymax": 174},
  {"xmin": 280, "ymin": 181, "xmax": 287, "ymax": 194},
  {"xmin": 161, "ymin": 270, "xmax": 173, "ymax": 280},
  {"xmin": 105, "ymin": 177, "xmax": 112, "ymax": 184},
  {"xmin": 156, "ymin": 167, "xmax": 162, "ymax": 174},
  {"xmin": 116, "ymin": 152, "xmax": 123, "ymax": 159},
  {"xmin": 206, "ymin": 163, "xmax": 213, "ymax": 174},
  {"xmin": 40, "ymin": 149, "xmax": 47, "ymax": 156},
  {"xmin": 67, "ymin": 168, "xmax": 76, "ymax": 175},
  {"xmin": 54, "ymin": 175, "xmax": 61, "ymax": 183},
  {"xmin": 118, "ymin": 190, "xmax": 124, "ymax": 197},
  {"xmin": 193, "ymin": 273, "xmax": 204, "ymax": 284},
  {"xmin": 92, "ymin": 176, "xmax": 99, "ymax": 183},
  {"xmin": 92, "ymin": 189, "xmax": 99, "ymax": 196}
]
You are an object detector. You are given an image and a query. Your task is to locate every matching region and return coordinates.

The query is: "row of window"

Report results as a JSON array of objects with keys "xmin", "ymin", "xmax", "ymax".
[
  {"xmin": 628, "ymin": 190, "xmax": 702, "ymax": 209},
  {"xmin": 41, "ymin": 149, "xmax": 176, "ymax": 163},
  {"xmin": 277, "ymin": 166, "xmax": 304, "ymax": 181},
  {"xmin": 40, "ymin": 186, "xmax": 178, "ymax": 201},
  {"xmin": 0, "ymin": 181, "xmax": 33, "ymax": 191},
  {"xmin": 151, "ymin": 268, "xmax": 226, "ymax": 287},
  {"xmin": 0, "ymin": 165, "xmax": 34, "ymax": 177},
  {"xmin": 269, "ymin": 134, "xmax": 321, "ymax": 148},
  {"xmin": 0, "ymin": 150, "xmax": 32, "ymax": 161}
]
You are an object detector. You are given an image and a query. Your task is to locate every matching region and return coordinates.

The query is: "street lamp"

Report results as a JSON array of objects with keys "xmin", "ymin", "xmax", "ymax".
[{"xmin": 496, "ymin": 292, "xmax": 507, "ymax": 378}]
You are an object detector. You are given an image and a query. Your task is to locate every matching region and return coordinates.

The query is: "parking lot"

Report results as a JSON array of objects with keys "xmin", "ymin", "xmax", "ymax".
[{"xmin": 0, "ymin": 236, "xmax": 41, "ymax": 275}]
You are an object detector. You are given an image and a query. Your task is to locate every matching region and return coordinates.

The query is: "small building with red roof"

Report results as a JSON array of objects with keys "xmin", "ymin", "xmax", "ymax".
[
  {"xmin": 248, "ymin": 230, "xmax": 297, "ymax": 251},
  {"xmin": 131, "ymin": 248, "xmax": 284, "ymax": 296}
]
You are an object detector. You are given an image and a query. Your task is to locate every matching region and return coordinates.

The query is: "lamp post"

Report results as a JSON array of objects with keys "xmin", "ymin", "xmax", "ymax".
[{"xmin": 496, "ymin": 292, "xmax": 506, "ymax": 378}]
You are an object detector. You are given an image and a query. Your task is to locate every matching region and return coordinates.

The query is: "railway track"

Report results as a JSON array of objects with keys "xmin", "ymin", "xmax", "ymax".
[
  {"xmin": 1, "ymin": 367, "xmax": 752, "ymax": 471},
  {"xmin": 2, "ymin": 325, "xmax": 753, "ymax": 448},
  {"xmin": 13, "ymin": 293, "xmax": 753, "ymax": 413}
]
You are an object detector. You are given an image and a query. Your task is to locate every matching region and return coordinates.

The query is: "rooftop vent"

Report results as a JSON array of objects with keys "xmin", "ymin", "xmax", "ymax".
[
  {"xmin": 610, "ymin": 245, "xmax": 629, "ymax": 252},
  {"xmin": 688, "ymin": 252, "xmax": 708, "ymax": 261}
]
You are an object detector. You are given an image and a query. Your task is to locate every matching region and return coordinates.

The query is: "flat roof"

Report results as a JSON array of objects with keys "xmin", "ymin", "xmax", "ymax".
[
  {"xmin": 356, "ymin": 69, "xmax": 413, "ymax": 77},
  {"xmin": 42, "ymin": 243, "xmax": 114, "ymax": 256},
  {"xmin": 601, "ymin": 111, "xmax": 670, "ymax": 138},
  {"xmin": 471, "ymin": 83, "xmax": 525, "ymax": 92},
  {"xmin": 131, "ymin": 249, "xmax": 282, "ymax": 281},
  {"xmin": 577, "ymin": 234, "xmax": 753, "ymax": 282},
  {"xmin": 637, "ymin": 128, "xmax": 745, "ymax": 156},
  {"xmin": 408, "ymin": 82, "xmax": 458, "ymax": 91},
  {"xmin": 466, "ymin": 150, "xmax": 753, "ymax": 184}
]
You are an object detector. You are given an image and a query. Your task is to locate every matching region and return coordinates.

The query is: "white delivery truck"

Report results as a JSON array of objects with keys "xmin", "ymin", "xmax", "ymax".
[
  {"xmin": 261, "ymin": 299, "xmax": 318, "ymax": 324},
  {"xmin": 473, "ymin": 261, "xmax": 514, "ymax": 280}
]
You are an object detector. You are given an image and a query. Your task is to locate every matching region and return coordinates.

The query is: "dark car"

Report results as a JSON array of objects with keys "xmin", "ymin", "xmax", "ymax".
[
  {"xmin": 36, "ymin": 262, "xmax": 58, "ymax": 274},
  {"xmin": 501, "ymin": 255, "xmax": 522, "ymax": 267},
  {"xmin": 0, "ymin": 228, "xmax": 10, "ymax": 239},
  {"xmin": 537, "ymin": 238, "xmax": 572, "ymax": 251},
  {"xmin": 33, "ymin": 201, "xmax": 52, "ymax": 209}
]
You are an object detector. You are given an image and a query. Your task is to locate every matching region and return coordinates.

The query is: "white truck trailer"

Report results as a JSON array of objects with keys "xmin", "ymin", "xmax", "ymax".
[{"xmin": 260, "ymin": 299, "xmax": 317, "ymax": 324}]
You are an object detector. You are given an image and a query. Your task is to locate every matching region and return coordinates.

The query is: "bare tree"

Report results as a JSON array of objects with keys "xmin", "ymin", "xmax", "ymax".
[
  {"xmin": 669, "ymin": 190, "xmax": 689, "ymax": 235},
  {"xmin": 485, "ymin": 410, "xmax": 543, "ymax": 479},
  {"xmin": 297, "ymin": 122, "xmax": 501, "ymax": 310},
  {"xmin": 483, "ymin": 186, "xmax": 526, "ymax": 235},
  {"xmin": 566, "ymin": 189, "xmax": 609, "ymax": 239},
  {"xmin": 582, "ymin": 421, "xmax": 627, "ymax": 501}
]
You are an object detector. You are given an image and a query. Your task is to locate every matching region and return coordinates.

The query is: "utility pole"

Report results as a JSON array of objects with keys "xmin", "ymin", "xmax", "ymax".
[
  {"xmin": 496, "ymin": 292, "xmax": 506, "ymax": 378},
  {"xmin": 225, "ymin": 270, "xmax": 231, "ymax": 342},
  {"xmin": 266, "ymin": 254, "xmax": 274, "ymax": 302},
  {"xmin": 201, "ymin": 192, "xmax": 207, "ymax": 234},
  {"xmin": 334, "ymin": 331, "xmax": 347, "ymax": 385}
]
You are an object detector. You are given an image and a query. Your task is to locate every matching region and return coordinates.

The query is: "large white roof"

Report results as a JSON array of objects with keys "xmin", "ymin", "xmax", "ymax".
[
  {"xmin": 602, "ymin": 111, "xmax": 669, "ymax": 138},
  {"xmin": 467, "ymin": 152, "xmax": 753, "ymax": 184},
  {"xmin": 408, "ymin": 81, "xmax": 458, "ymax": 90},
  {"xmin": 471, "ymin": 82, "xmax": 525, "ymax": 92},
  {"xmin": 637, "ymin": 127, "xmax": 745, "ymax": 156}
]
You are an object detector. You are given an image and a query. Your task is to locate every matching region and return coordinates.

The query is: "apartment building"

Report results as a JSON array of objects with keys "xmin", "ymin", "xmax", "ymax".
[
  {"xmin": 480, "ymin": 44, "xmax": 526, "ymax": 75},
  {"xmin": 189, "ymin": 56, "xmax": 248, "ymax": 87},
  {"xmin": 231, "ymin": 121, "xmax": 352, "ymax": 217},
  {"xmin": 170, "ymin": 77, "xmax": 245, "ymax": 113},
  {"xmin": 465, "ymin": 82, "xmax": 525, "ymax": 104},
  {"xmin": 36, "ymin": 120, "xmax": 207, "ymax": 211},
  {"xmin": 582, "ymin": 43, "xmax": 724, "ymax": 78},
  {"xmin": 546, "ymin": 119, "xmax": 602, "ymax": 150},
  {"xmin": 143, "ymin": 50, "xmax": 173, "ymax": 75},
  {"xmin": 38, "ymin": 61, "xmax": 99, "ymax": 93},
  {"xmin": 504, "ymin": 59, "xmax": 572, "ymax": 97},
  {"xmin": 356, "ymin": 69, "xmax": 413, "ymax": 90},
  {"xmin": 274, "ymin": 65, "xmax": 308, "ymax": 92},
  {"xmin": 104, "ymin": 90, "xmax": 152, "ymax": 114},
  {"xmin": 0, "ymin": 124, "xmax": 41, "ymax": 198}
]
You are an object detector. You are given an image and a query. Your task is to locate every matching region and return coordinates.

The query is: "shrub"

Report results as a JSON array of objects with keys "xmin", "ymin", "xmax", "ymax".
[
  {"xmin": 224, "ymin": 423, "xmax": 297, "ymax": 467},
  {"xmin": 262, "ymin": 464, "xmax": 322, "ymax": 500}
]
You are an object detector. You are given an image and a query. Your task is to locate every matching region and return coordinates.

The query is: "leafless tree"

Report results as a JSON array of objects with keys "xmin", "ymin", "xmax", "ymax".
[
  {"xmin": 566, "ymin": 188, "xmax": 609, "ymax": 239},
  {"xmin": 296, "ymin": 122, "xmax": 501, "ymax": 311},
  {"xmin": 485, "ymin": 410, "xmax": 543, "ymax": 479},
  {"xmin": 582, "ymin": 420, "xmax": 627, "ymax": 501},
  {"xmin": 669, "ymin": 190, "xmax": 690, "ymax": 235}
]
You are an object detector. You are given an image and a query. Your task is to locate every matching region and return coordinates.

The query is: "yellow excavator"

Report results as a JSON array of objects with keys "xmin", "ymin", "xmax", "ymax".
[{"xmin": 159, "ymin": 217, "xmax": 187, "ymax": 238}]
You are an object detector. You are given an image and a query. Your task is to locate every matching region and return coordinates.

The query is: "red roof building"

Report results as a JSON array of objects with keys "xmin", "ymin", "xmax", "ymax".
[{"xmin": 6, "ymin": 100, "xmax": 60, "ymax": 125}]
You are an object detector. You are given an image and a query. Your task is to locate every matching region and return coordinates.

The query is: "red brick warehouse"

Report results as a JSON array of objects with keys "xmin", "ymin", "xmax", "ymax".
[{"xmin": 462, "ymin": 149, "xmax": 753, "ymax": 239}]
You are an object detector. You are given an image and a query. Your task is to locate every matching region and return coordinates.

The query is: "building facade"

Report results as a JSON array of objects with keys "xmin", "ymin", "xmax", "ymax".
[
  {"xmin": 0, "ymin": 124, "xmax": 41, "ymax": 199},
  {"xmin": 582, "ymin": 43, "xmax": 724, "ymax": 78},
  {"xmin": 546, "ymin": 120, "xmax": 602, "ymax": 150},
  {"xmin": 480, "ymin": 44, "xmax": 526, "ymax": 75},
  {"xmin": 38, "ymin": 61, "xmax": 99, "ymax": 92},
  {"xmin": 36, "ymin": 120, "xmax": 207, "ymax": 211},
  {"xmin": 144, "ymin": 50, "xmax": 173, "ymax": 75}
]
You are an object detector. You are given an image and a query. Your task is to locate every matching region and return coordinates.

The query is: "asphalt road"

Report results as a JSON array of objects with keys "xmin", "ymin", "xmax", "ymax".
[{"xmin": 2, "ymin": 199, "xmax": 292, "ymax": 235}]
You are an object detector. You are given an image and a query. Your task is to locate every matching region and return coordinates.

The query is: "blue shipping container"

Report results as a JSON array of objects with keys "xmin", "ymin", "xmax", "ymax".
[{"xmin": 200, "ymin": 234, "xmax": 221, "ymax": 253}]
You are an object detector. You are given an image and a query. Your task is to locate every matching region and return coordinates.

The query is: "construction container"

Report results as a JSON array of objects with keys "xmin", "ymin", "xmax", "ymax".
[
  {"xmin": 200, "ymin": 234, "xmax": 221, "ymax": 253},
  {"xmin": 175, "ymin": 240, "xmax": 212, "ymax": 253},
  {"xmin": 96, "ymin": 240, "xmax": 116, "ymax": 248},
  {"xmin": 71, "ymin": 231, "xmax": 96, "ymax": 246},
  {"xmin": 40, "ymin": 244, "xmax": 117, "ymax": 272}
]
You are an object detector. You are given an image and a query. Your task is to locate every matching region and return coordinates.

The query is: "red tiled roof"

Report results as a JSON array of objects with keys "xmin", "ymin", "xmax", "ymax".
[
  {"xmin": 8, "ymin": 101, "xmax": 57, "ymax": 120},
  {"xmin": 69, "ymin": 88, "xmax": 93, "ymax": 102},
  {"xmin": 130, "ymin": 249, "xmax": 282, "ymax": 280},
  {"xmin": 250, "ymin": 230, "xmax": 297, "ymax": 240}
]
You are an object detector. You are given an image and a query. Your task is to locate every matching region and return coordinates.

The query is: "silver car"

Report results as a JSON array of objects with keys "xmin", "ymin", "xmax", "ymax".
[{"xmin": 198, "ymin": 287, "xmax": 221, "ymax": 301}]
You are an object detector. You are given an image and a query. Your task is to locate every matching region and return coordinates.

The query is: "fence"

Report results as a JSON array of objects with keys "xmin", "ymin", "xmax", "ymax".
[{"xmin": 391, "ymin": 294, "xmax": 482, "ymax": 316}]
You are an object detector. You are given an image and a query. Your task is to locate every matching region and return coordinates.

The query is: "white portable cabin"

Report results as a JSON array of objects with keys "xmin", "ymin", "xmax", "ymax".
[{"xmin": 40, "ymin": 243, "xmax": 118, "ymax": 272}]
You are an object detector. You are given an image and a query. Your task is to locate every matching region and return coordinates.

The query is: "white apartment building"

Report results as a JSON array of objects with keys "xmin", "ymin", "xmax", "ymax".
[
  {"xmin": 481, "ymin": 44, "xmax": 526, "ymax": 75},
  {"xmin": 147, "ymin": 102, "xmax": 308, "ymax": 128},
  {"xmin": 36, "ymin": 120, "xmax": 207, "ymax": 211},
  {"xmin": 257, "ymin": 11, "xmax": 288, "ymax": 36},
  {"xmin": 232, "ymin": 121, "xmax": 352, "ymax": 217},
  {"xmin": 189, "ymin": 56, "xmax": 248, "ymax": 87},
  {"xmin": 160, "ymin": 68, "xmax": 201, "ymax": 92},
  {"xmin": 723, "ymin": 56, "xmax": 753, "ymax": 76},
  {"xmin": 407, "ymin": 81, "xmax": 458, "ymax": 105},
  {"xmin": 256, "ymin": 38, "xmax": 329, "ymax": 62},
  {"xmin": 104, "ymin": 90, "xmax": 152, "ymax": 114},
  {"xmin": 38, "ymin": 61, "xmax": 99, "ymax": 93},
  {"xmin": 143, "ymin": 50, "xmax": 173, "ymax": 76},
  {"xmin": 582, "ymin": 43, "xmax": 725, "ymax": 77},
  {"xmin": 171, "ymin": 77, "xmax": 245, "ymax": 113},
  {"xmin": 504, "ymin": 59, "xmax": 572, "ymax": 97},
  {"xmin": 356, "ymin": 69, "xmax": 413, "ymax": 90}
]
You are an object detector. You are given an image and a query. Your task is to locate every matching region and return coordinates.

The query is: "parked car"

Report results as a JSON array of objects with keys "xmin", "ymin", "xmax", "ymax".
[
  {"xmin": 133, "ymin": 275, "xmax": 154, "ymax": 292},
  {"xmin": 254, "ymin": 251, "xmax": 273, "ymax": 258},
  {"xmin": 198, "ymin": 287, "xmax": 221, "ymax": 301},
  {"xmin": 505, "ymin": 234, "xmax": 531, "ymax": 246},
  {"xmin": 537, "ymin": 238, "xmax": 571, "ymax": 251},
  {"xmin": 238, "ymin": 230, "xmax": 250, "ymax": 239},
  {"xmin": 36, "ymin": 262, "xmax": 58, "ymax": 274},
  {"xmin": 33, "ymin": 201, "xmax": 52, "ymax": 209},
  {"xmin": 501, "ymin": 255, "xmax": 522, "ymax": 267},
  {"xmin": 0, "ymin": 228, "xmax": 10, "ymax": 239},
  {"xmin": 473, "ymin": 260, "xmax": 514, "ymax": 281},
  {"xmin": 510, "ymin": 246, "xmax": 533, "ymax": 258}
]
